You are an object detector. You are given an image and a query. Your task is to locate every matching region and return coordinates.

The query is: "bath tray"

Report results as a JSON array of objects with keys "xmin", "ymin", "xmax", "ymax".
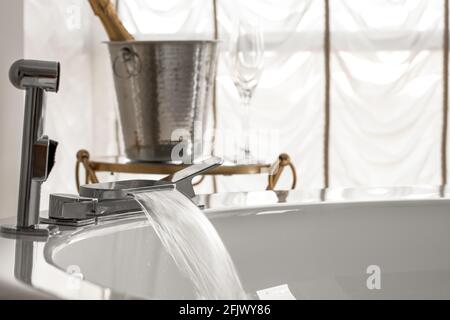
[{"xmin": 75, "ymin": 150, "xmax": 297, "ymax": 192}]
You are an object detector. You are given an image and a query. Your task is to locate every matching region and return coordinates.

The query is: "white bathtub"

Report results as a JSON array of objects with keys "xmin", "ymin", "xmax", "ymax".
[{"xmin": 1, "ymin": 186, "xmax": 450, "ymax": 299}]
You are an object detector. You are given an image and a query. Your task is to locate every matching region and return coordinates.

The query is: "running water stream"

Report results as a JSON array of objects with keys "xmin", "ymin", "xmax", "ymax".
[{"xmin": 134, "ymin": 189, "xmax": 247, "ymax": 299}]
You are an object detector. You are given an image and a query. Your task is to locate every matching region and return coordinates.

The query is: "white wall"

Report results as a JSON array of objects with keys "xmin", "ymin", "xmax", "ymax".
[
  {"xmin": 0, "ymin": 0, "xmax": 24, "ymax": 219},
  {"xmin": 24, "ymin": 0, "xmax": 119, "ymax": 210}
]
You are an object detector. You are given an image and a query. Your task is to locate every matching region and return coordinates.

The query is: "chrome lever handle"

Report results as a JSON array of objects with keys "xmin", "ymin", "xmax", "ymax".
[
  {"xmin": 161, "ymin": 157, "xmax": 223, "ymax": 184},
  {"xmin": 161, "ymin": 157, "xmax": 223, "ymax": 199}
]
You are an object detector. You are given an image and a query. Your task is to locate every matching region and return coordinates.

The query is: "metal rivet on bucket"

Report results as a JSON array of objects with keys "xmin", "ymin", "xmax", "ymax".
[{"xmin": 113, "ymin": 47, "xmax": 142, "ymax": 79}]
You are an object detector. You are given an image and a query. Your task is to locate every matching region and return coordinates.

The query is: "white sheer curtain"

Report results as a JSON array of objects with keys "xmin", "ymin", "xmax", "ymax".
[
  {"xmin": 22, "ymin": 0, "xmax": 449, "ymax": 207},
  {"xmin": 330, "ymin": 0, "xmax": 444, "ymax": 187},
  {"xmin": 119, "ymin": 0, "xmax": 446, "ymax": 190}
]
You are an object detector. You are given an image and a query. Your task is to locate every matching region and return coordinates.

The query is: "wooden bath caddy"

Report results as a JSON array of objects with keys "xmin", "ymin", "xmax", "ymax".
[{"xmin": 75, "ymin": 150, "xmax": 297, "ymax": 192}]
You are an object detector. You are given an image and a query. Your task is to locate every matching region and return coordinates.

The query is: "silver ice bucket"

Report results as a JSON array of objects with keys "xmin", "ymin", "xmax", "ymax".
[{"xmin": 107, "ymin": 40, "xmax": 218, "ymax": 162}]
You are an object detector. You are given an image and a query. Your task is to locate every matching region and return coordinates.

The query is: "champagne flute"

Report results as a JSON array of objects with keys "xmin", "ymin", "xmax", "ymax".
[{"xmin": 228, "ymin": 19, "xmax": 264, "ymax": 162}]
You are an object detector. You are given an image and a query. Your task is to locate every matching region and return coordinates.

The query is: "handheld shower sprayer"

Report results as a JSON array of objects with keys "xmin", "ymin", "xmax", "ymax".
[
  {"xmin": 9, "ymin": 59, "xmax": 60, "ymax": 92},
  {"xmin": 1, "ymin": 59, "xmax": 60, "ymax": 237}
]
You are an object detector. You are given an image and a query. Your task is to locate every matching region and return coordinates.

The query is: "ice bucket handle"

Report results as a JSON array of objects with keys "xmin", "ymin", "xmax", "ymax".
[{"xmin": 112, "ymin": 46, "xmax": 142, "ymax": 79}]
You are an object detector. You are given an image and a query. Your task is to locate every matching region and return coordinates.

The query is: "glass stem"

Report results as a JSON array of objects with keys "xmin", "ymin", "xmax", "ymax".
[{"xmin": 241, "ymin": 91, "xmax": 252, "ymax": 160}]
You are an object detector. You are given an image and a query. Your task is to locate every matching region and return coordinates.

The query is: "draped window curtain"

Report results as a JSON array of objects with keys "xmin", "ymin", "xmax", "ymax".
[{"xmin": 23, "ymin": 0, "xmax": 449, "ymax": 207}]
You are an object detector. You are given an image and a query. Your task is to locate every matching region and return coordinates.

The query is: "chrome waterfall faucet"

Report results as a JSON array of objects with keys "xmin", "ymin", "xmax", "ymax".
[
  {"xmin": 1, "ymin": 59, "xmax": 60, "ymax": 237},
  {"xmin": 45, "ymin": 157, "xmax": 223, "ymax": 227}
]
